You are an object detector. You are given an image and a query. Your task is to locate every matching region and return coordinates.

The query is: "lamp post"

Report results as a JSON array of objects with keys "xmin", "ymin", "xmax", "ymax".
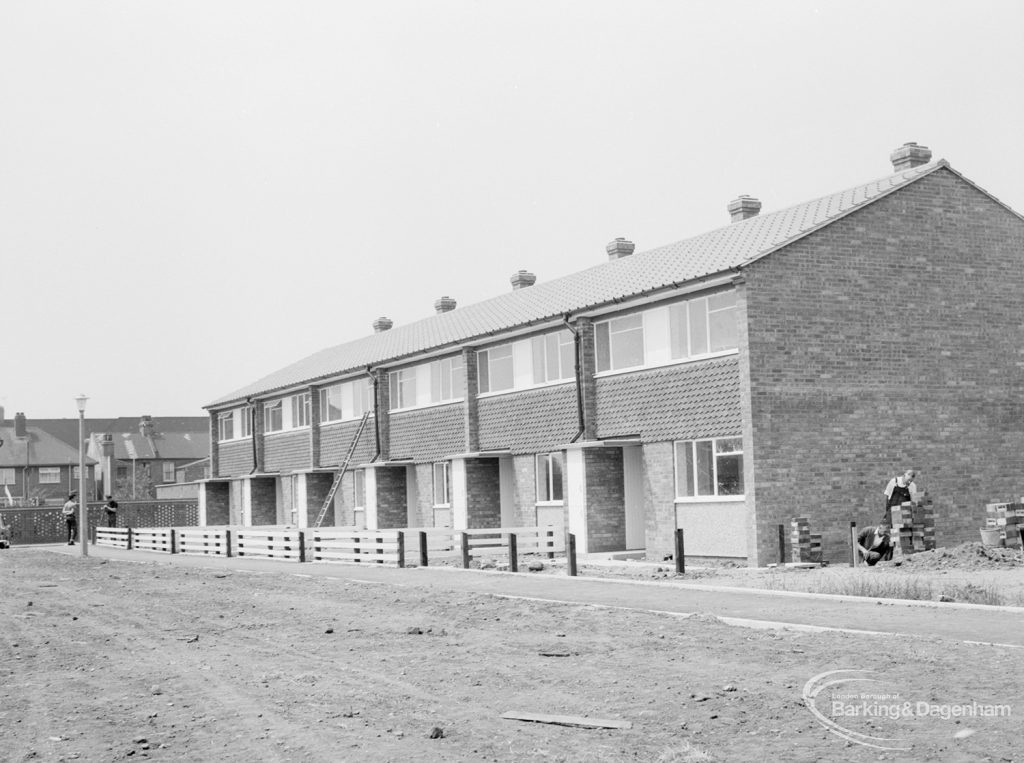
[{"xmin": 75, "ymin": 394, "xmax": 88, "ymax": 557}]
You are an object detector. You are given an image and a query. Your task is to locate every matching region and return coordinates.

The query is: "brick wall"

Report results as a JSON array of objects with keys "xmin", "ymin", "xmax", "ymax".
[
  {"xmin": 250, "ymin": 477, "xmax": 277, "ymax": 525},
  {"xmin": 465, "ymin": 458, "xmax": 501, "ymax": 528},
  {"xmin": 583, "ymin": 448, "xmax": 625, "ymax": 552},
  {"xmin": 744, "ymin": 168, "xmax": 1024, "ymax": 564},
  {"xmin": 640, "ymin": 441, "xmax": 677, "ymax": 561},
  {"xmin": 374, "ymin": 467, "xmax": 408, "ymax": 528}
]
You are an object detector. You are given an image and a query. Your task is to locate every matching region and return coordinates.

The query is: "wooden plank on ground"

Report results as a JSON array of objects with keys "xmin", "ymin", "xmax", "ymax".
[{"xmin": 500, "ymin": 711, "xmax": 632, "ymax": 730}]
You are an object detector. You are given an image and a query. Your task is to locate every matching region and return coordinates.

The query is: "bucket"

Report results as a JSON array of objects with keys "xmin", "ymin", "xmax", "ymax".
[{"xmin": 979, "ymin": 528, "xmax": 1004, "ymax": 547}]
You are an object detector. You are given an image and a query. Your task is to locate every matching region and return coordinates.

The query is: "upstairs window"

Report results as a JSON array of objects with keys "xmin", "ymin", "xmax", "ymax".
[
  {"xmin": 674, "ymin": 437, "xmax": 744, "ymax": 498},
  {"xmin": 321, "ymin": 379, "xmax": 374, "ymax": 422},
  {"xmin": 536, "ymin": 452, "xmax": 564, "ymax": 503},
  {"xmin": 432, "ymin": 462, "xmax": 450, "ymax": 507},
  {"xmin": 477, "ymin": 344, "xmax": 514, "ymax": 393},
  {"xmin": 264, "ymin": 400, "xmax": 283, "ymax": 432},
  {"xmin": 240, "ymin": 406, "xmax": 252, "ymax": 438},
  {"xmin": 319, "ymin": 385, "xmax": 343, "ymax": 422},
  {"xmin": 388, "ymin": 368, "xmax": 417, "ymax": 410},
  {"xmin": 595, "ymin": 313, "xmax": 644, "ymax": 372},
  {"xmin": 670, "ymin": 291, "xmax": 737, "ymax": 359},
  {"xmin": 291, "ymin": 393, "xmax": 311, "ymax": 428},
  {"xmin": 217, "ymin": 411, "xmax": 234, "ymax": 442},
  {"xmin": 430, "ymin": 356, "xmax": 465, "ymax": 403},
  {"xmin": 532, "ymin": 330, "xmax": 575, "ymax": 384}
]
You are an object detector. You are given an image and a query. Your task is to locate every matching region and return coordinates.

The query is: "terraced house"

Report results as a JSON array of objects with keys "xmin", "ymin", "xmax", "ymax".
[{"xmin": 202, "ymin": 143, "xmax": 1024, "ymax": 565}]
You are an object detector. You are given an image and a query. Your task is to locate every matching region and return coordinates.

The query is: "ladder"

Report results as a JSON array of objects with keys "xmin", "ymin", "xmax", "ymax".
[{"xmin": 313, "ymin": 411, "xmax": 372, "ymax": 528}]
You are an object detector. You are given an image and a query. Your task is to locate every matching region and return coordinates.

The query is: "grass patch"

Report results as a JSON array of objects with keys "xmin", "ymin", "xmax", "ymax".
[
  {"xmin": 761, "ymin": 572, "xmax": 1009, "ymax": 605},
  {"xmin": 656, "ymin": 740, "xmax": 715, "ymax": 762}
]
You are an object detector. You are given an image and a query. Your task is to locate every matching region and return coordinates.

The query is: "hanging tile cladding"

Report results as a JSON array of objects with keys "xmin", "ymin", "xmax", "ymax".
[
  {"xmin": 217, "ymin": 440, "xmax": 253, "ymax": 478},
  {"xmin": 388, "ymin": 403, "xmax": 465, "ymax": 462},
  {"xmin": 478, "ymin": 384, "xmax": 579, "ymax": 454},
  {"xmin": 595, "ymin": 356, "xmax": 741, "ymax": 442},
  {"xmin": 264, "ymin": 431, "xmax": 310, "ymax": 472},
  {"xmin": 320, "ymin": 419, "xmax": 377, "ymax": 467}
]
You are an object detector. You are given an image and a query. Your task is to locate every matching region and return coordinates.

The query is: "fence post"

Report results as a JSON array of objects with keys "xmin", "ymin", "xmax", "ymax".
[
  {"xmin": 849, "ymin": 522, "xmax": 857, "ymax": 567},
  {"xmin": 777, "ymin": 524, "xmax": 786, "ymax": 565},
  {"xmin": 397, "ymin": 531, "xmax": 405, "ymax": 569},
  {"xmin": 461, "ymin": 532, "xmax": 471, "ymax": 569},
  {"xmin": 674, "ymin": 528, "xmax": 685, "ymax": 575},
  {"xmin": 546, "ymin": 529, "xmax": 555, "ymax": 559},
  {"xmin": 567, "ymin": 533, "xmax": 577, "ymax": 577},
  {"xmin": 508, "ymin": 533, "xmax": 518, "ymax": 573},
  {"xmin": 225, "ymin": 528, "xmax": 232, "ymax": 558},
  {"xmin": 419, "ymin": 531, "xmax": 428, "ymax": 567},
  {"xmin": 298, "ymin": 530, "xmax": 307, "ymax": 563},
  {"xmin": 127, "ymin": 528, "xmax": 133, "ymax": 551},
  {"xmin": 170, "ymin": 528, "xmax": 177, "ymax": 555}
]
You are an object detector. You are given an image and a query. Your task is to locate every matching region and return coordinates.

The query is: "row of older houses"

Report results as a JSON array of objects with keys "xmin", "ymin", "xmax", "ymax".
[
  {"xmin": 0, "ymin": 409, "xmax": 208, "ymax": 504},
  {"xmin": 185, "ymin": 143, "xmax": 1021, "ymax": 564}
]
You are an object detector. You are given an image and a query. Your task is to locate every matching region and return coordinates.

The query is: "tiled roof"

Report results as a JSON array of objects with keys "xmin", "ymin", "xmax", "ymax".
[
  {"xmin": 209, "ymin": 160, "xmax": 947, "ymax": 408},
  {"xmin": 0, "ymin": 427, "xmax": 97, "ymax": 467}
]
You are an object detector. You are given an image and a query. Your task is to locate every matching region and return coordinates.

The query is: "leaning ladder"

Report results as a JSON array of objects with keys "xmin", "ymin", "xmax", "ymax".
[{"xmin": 312, "ymin": 411, "xmax": 371, "ymax": 529}]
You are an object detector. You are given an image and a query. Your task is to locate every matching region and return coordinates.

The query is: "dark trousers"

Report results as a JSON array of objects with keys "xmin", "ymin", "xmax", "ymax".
[
  {"xmin": 106, "ymin": 512, "xmax": 116, "ymax": 528},
  {"xmin": 65, "ymin": 517, "xmax": 78, "ymax": 542}
]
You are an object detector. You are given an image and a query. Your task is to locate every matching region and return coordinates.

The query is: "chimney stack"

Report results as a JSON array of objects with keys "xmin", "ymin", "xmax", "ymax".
[
  {"xmin": 890, "ymin": 142, "xmax": 932, "ymax": 172},
  {"xmin": 434, "ymin": 296, "xmax": 457, "ymax": 314},
  {"xmin": 606, "ymin": 238, "xmax": 635, "ymax": 260},
  {"xmin": 14, "ymin": 412, "xmax": 26, "ymax": 438},
  {"xmin": 727, "ymin": 195, "xmax": 761, "ymax": 223},
  {"xmin": 510, "ymin": 270, "xmax": 537, "ymax": 290},
  {"xmin": 140, "ymin": 415, "xmax": 154, "ymax": 438},
  {"xmin": 372, "ymin": 316, "xmax": 394, "ymax": 333}
]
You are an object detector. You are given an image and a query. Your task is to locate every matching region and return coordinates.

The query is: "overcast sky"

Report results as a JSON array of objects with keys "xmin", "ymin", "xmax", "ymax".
[{"xmin": 2, "ymin": 0, "xmax": 1022, "ymax": 419}]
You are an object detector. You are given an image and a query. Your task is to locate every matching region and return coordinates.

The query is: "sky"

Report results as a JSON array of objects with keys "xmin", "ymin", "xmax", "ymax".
[{"xmin": 2, "ymin": 0, "xmax": 1022, "ymax": 419}]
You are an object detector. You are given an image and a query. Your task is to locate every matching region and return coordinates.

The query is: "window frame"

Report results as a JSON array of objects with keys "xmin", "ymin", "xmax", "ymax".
[
  {"xmin": 430, "ymin": 355, "xmax": 465, "ymax": 404},
  {"xmin": 161, "ymin": 462, "xmax": 176, "ymax": 482},
  {"xmin": 595, "ymin": 312, "xmax": 645, "ymax": 372},
  {"xmin": 38, "ymin": 467, "xmax": 61, "ymax": 484},
  {"xmin": 535, "ymin": 452, "xmax": 564, "ymax": 504},
  {"xmin": 263, "ymin": 400, "xmax": 284, "ymax": 433},
  {"xmin": 432, "ymin": 462, "xmax": 451, "ymax": 507},
  {"xmin": 291, "ymin": 392, "xmax": 311, "ymax": 429},
  {"xmin": 0, "ymin": 467, "xmax": 15, "ymax": 485},
  {"xmin": 217, "ymin": 411, "xmax": 234, "ymax": 442},
  {"xmin": 477, "ymin": 343, "xmax": 514, "ymax": 394},
  {"xmin": 673, "ymin": 437, "xmax": 745, "ymax": 500},
  {"xmin": 532, "ymin": 330, "xmax": 575, "ymax": 385}
]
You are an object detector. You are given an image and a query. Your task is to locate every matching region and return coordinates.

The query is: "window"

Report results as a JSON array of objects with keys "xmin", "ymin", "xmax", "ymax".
[
  {"xmin": 291, "ymin": 392, "xmax": 311, "ymax": 428},
  {"xmin": 0, "ymin": 468, "xmax": 15, "ymax": 485},
  {"xmin": 388, "ymin": 368, "xmax": 417, "ymax": 410},
  {"xmin": 430, "ymin": 356, "xmax": 465, "ymax": 403},
  {"xmin": 319, "ymin": 385, "xmax": 343, "ymax": 422},
  {"xmin": 477, "ymin": 344, "xmax": 514, "ymax": 393},
  {"xmin": 162, "ymin": 462, "xmax": 176, "ymax": 482},
  {"xmin": 532, "ymin": 330, "xmax": 575, "ymax": 384},
  {"xmin": 536, "ymin": 453, "xmax": 564, "ymax": 503},
  {"xmin": 674, "ymin": 437, "xmax": 744, "ymax": 498},
  {"xmin": 595, "ymin": 313, "xmax": 644, "ymax": 372},
  {"xmin": 39, "ymin": 467, "xmax": 60, "ymax": 484},
  {"xmin": 264, "ymin": 400, "xmax": 283, "ymax": 432},
  {"xmin": 353, "ymin": 379, "xmax": 372, "ymax": 417},
  {"xmin": 72, "ymin": 466, "xmax": 89, "ymax": 480},
  {"xmin": 218, "ymin": 411, "xmax": 234, "ymax": 441},
  {"xmin": 432, "ymin": 462, "xmax": 450, "ymax": 507},
  {"xmin": 353, "ymin": 470, "xmax": 365, "ymax": 509},
  {"xmin": 240, "ymin": 406, "xmax": 252, "ymax": 438},
  {"xmin": 670, "ymin": 291, "xmax": 737, "ymax": 359}
]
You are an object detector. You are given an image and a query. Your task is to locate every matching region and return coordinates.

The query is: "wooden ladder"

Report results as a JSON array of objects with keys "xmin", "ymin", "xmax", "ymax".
[{"xmin": 312, "ymin": 411, "xmax": 371, "ymax": 529}]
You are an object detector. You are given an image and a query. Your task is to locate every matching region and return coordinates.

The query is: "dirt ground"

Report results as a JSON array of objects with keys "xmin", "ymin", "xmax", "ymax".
[{"xmin": 1, "ymin": 547, "xmax": 1020, "ymax": 763}]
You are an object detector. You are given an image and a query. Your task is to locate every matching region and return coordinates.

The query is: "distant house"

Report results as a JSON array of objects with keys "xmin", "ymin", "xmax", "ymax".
[
  {"xmin": 0, "ymin": 410, "xmax": 97, "ymax": 504},
  {"xmin": 85, "ymin": 416, "xmax": 209, "ymax": 499}
]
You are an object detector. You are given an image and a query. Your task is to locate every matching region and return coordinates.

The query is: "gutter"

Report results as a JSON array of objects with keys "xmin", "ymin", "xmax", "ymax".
[
  {"xmin": 562, "ymin": 315, "xmax": 586, "ymax": 444},
  {"xmin": 246, "ymin": 398, "xmax": 259, "ymax": 475},
  {"xmin": 366, "ymin": 367, "xmax": 381, "ymax": 463}
]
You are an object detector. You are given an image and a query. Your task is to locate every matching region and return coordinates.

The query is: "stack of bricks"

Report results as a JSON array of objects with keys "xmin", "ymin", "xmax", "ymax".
[
  {"xmin": 790, "ymin": 517, "xmax": 822, "ymax": 563},
  {"xmin": 985, "ymin": 501, "xmax": 1024, "ymax": 548},
  {"xmin": 890, "ymin": 492, "xmax": 936, "ymax": 554}
]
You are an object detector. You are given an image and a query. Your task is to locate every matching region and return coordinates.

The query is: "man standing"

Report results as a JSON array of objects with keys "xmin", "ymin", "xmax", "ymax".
[
  {"xmin": 62, "ymin": 493, "xmax": 78, "ymax": 545},
  {"xmin": 104, "ymin": 495, "xmax": 118, "ymax": 528},
  {"xmin": 857, "ymin": 523, "xmax": 893, "ymax": 566},
  {"xmin": 883, "ymin": 469, "xmax": 918, "ymax": 522}
]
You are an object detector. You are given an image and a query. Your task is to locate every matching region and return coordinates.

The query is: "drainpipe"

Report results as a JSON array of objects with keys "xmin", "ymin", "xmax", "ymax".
[
  {"xmin": 563, "ymin": 315, "xmax": 586, "ymax": 443},
  {"xmin": 365, "ymin": 367, "xmax": 381, "ymax": 463},
  {"xmin": 247, "ymin": 398, "xmax": 259, "ymax": 475}
]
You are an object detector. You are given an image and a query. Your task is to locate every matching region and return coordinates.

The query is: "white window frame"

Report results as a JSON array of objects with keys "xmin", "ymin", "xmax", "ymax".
[
  {"xmin": 532, "ymin": 330, "xmax": 575, "ymax": 385},
  {"xmin": 161, "ymin": 462, "xmax": 176, "ymax": 482},
  {"xmin": 674, "ymin": 437, "xmax": 745, "ymax": 501},
  {"xmin": 0, "ymin": 468, "xmax": 15, "ymax": 485},
  {"xmin": 432, "ymin": 462, "xmax": 451, "ymax": 507},
  {"xmin": 595, "ymin": 312, "xmax": 645, "ymax": 372},
  {"xmin": 264, "ymin": 400, "xmax": 283, "ymax": 433},
  {"xmin": 477, "ymin": 343, "xmax": 514, "ymax": 394},
  {"xmin": 388, "ymin": 368, "xmax": 418, "ymax": 411},
  {"xmin": 239, "ymin": 406, "xmax": 252, "ymax": 438},
  {"xmin": 218, "ymin": 411, "xmax": 234, "ymax": 442},
  {"xmin": 38, "ymin": 467, "xmax": 61, "ymax": 484},
  {"xmin": 536, "ymin": 452, "xmax": 564, "ymax": 504},
  {"xmin": 430, "ymin": 355, "xmax": 465, "ymax": 404},
  {"xmin": 319, "ymin": 385, "xmax": 343, "ymax": 423},
  {"xmin": 290, "ymin": 392, "xmax": 311, "ymax": 429}
]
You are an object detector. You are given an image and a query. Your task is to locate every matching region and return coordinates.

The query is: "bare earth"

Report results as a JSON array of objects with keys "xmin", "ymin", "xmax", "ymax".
[{"xmin": 1, "ymin": 546, "xmax": 1021, "ymax": 763}]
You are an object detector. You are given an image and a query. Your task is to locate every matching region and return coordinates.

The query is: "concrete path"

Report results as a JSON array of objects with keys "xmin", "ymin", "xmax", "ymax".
[{"xmin": 40, "ymin": 544, "xmax": 1024, "ymax": 649}]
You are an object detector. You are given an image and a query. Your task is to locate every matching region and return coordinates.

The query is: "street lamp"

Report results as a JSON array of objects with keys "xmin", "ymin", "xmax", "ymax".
[{"xmin": 75, "ymin": 394, "xmax": 88, "ymax": 557}]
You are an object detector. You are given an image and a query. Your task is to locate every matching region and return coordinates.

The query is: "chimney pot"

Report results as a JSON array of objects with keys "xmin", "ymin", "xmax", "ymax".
[
  {"xmin": 890, "ymin": 142, "xmax": 932, "ymax": 172},
  {"xmin": 434, "ymin": 296, "xmax": 457, "ymax": 314},
  {"xmin": 606, "ymin": 238, "xmax": 635, "ymax": 260},
  {"xmin": 727, "ymin": 195, "xmax": 762, "ymax": 223},
  {"xmin": 510, "ymin": 270, "xmax": 537, "ymax": 290},
  {"xmin": 14, "ymin": 412, "xmax": 26, "ymax": 438},
  {"xmin": 372, "ymin": 316, "xmax": 394, "ymax": 333}
]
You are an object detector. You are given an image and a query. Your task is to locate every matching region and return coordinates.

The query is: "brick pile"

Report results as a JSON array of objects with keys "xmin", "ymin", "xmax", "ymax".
[
  {"xmin": 891, "ymin": 492, "xmax": 936, "ymax": 554},
  {"xmin": 790, "ymin": 517, "xmax": 822, "ymax": 563},
  {"xmin": 985, "ymin": 501, "xmax": 1024, "ymax": 548}
]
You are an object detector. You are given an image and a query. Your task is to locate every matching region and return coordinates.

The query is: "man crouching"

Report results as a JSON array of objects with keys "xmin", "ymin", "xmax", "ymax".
[{"xmin": 857, "ymin": 522, "xmax": 893, "ymax": 566}]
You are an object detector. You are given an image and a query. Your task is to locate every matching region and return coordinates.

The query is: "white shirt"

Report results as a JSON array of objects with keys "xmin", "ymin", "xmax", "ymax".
[{"xmin": 883, "ymin": 476, "xmax": 917, "ymax": 502}]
